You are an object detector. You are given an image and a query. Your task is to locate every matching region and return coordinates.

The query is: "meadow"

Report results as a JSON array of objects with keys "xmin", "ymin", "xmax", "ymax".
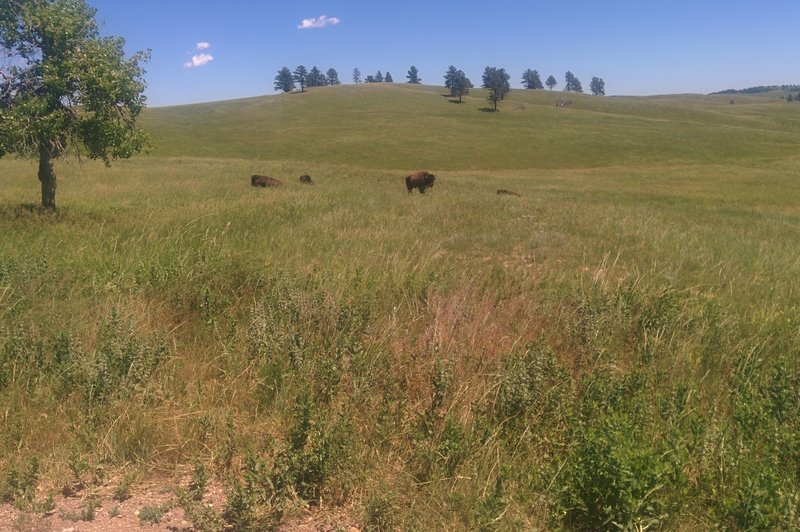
[{"xmin": 1, "ymin": 84, "xmax": 799, "ymax": 529}]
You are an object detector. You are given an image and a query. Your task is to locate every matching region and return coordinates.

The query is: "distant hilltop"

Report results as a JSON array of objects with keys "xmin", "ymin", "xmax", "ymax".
[{"xmin": 712, "ymin": 84, "xmax": 800, "ymax": 95}]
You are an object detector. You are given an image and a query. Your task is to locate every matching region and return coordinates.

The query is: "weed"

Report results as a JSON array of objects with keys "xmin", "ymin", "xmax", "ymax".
[
  {"xmin": 495, "ymin": 339, "xmax": 571, "ymax": 433},
  {"xmin": 177, "ymin": 464, "xmax": 224, "ymax": 532},
  {"xmin": 281, "ymin": 397, "xmax": 350, "ymax": 502},
  {"xmin": 1, "ymin": 456, "xmax": 40, "ymax": 507},
  {"xmin": 472, "ymin": 475, "xmax": 506, "ymax": 531},
  {"xmin": 187, "ymin": 461, "xmax": 208, "ymax": 502},
  {"xmin": 138, "ymin": 502, "xmax": 170, "ymax": 525},
  {"xmin": 64, "ymin": 496, "xmax": 101, "ymax": 522},
  {"xmin": 113, "ymin": 472, "xmax": 135, "ymax": 502},
  {"xmin": 364, "ymin": 487, "xmax": 398, "ymax": 531},
  {"xmin": 222, "ymin": 455, "xmax": 284, "ymax": 530}
]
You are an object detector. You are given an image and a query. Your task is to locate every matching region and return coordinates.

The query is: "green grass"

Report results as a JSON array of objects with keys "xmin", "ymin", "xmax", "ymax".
[
  {"xmin": 1, "ymin": 84, "xmax": 799, "ymax": 529},
  {"xmin": 143, "ymin": 84, "xmax": 800, "ymax": 169}
]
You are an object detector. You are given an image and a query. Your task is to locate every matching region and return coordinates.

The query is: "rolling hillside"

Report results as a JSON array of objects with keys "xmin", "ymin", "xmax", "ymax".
[{"xmin": 142, "ymin": 83, "xmax": 800, "ymax": 170}]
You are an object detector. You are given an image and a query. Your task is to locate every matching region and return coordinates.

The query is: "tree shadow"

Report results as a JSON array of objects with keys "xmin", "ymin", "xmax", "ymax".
[
  {"xmin": 478, "ymin": 107, "xmax": 498, "ymax": 113},
  {"xmin": 0, "ymin": 202, "xmax": 62, "ymax": 221},
  {"xmin": 448, "ymin": 99, "xmax": 465, "ymax": 104}
]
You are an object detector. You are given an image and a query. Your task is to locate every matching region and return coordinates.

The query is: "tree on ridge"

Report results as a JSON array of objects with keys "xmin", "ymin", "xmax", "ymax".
[
  {"xmin": 327, "ymin": 68, "xmax": 341, "ymax": 85},
  {"xmin": 522, "ymin": 69, "xmax": 543, "ymax": 90},
  {"xmin": 274, "ymin": 66, "xmax": 295, "ymax": 92},
  {"xmin": 590, "ymin": 76, "xmax": 605, "ymax": 96},
  {"xmin": 293, "ymin": 65, "xmax": 308, "ymax": 92},
  {"xmin": 564, "ymin": 71, "xmax": 583, "ymax": 92}
]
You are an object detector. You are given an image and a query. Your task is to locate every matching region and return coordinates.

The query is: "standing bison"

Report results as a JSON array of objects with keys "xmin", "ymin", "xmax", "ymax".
[
  {"xmin": 251, "ymin": 175, "xmax": 282, "ymax": 187},
  {"xmin": 405, "ymin": 171, "xmax": 436, "ymax": 193}
]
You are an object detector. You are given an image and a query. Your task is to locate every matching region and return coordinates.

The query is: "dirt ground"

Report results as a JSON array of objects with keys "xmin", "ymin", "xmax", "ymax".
[{"xmin": 0, "ymin": 477, "xmax": 359, "ymax": 531}]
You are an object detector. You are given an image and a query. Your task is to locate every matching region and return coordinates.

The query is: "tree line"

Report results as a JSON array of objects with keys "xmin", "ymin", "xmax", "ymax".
[
  {"xmin": 274, "ymin": 65, "xmax": 341, "ymax": 93},
  {"xmin": 713, "ymin": 85, "xmax": 800, "ymax": 95},
  {"xmin": 275, "ymin": 65, "xmax": 605, "ymax": 101}
]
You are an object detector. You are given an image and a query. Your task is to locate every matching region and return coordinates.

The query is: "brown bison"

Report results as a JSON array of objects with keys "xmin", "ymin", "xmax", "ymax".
[
  {"xmin": 299, "ymin": 174, "xmax": 315, "ymax": 185},
  {"xmin": 496, "ymin": 189, "xmax": 520, "ymax": 197},
  {"xmin": 405, "ymin": 171, "xmax": 436, "ymax": 193},
  {"xmin": 251, "ymin": 175, "xmax": 282, "ymax": 187}
]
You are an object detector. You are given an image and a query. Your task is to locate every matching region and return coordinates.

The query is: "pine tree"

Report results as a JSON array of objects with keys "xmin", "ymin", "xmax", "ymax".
[
  {"xmin": 522, "ymin": 69, "xmax": 544, "ymax": 89},
  {"xmin": 482, "ymin": 66, "xmax": 511, "ymax": 110},
  {"xmin": 590, "ymin": 76, "xmax": 605, "ymax": 96},
  {"xmin": 274, "ymin": 66, "xmax": 295, "ymax": 92},
  {"xmin": 451, "ymin": 70, "xmax": 473, "ymax": 102},
  {"xmin": 327, "ymin": 68, "xmax": 341, "ymax": 85},
  {"xmin": 306, "ymin": 66, "xmax": 326, "ymax": 88},
  {"xmin": 564, "ymin": 71, "xmax": 583, "ymax": 93},
  {"xmin": 293, "ymin": 65, "xmax": 309, "ymax": 92},
  {"xmin": 444, "ymin": 65, "xmax": 460, "ymax": 96},
  {"xmin": 407, "ymin": 66, "xmax": 421, "ymax": 84}
]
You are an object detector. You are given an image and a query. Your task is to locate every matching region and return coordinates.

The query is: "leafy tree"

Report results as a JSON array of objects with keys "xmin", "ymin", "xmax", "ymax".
[
  {"xmin": 326, "ymin": 68, "xmax": 340, "ymax": 85},
  {"xmin": 274, "ymin": 66, "xmax": 295, "ymax": 93},
  {"xmin": 384, "ymin": 71, "xmax": 393, "ymax": 83},
  {"xmin": 306, "ymin": 66, "xmax": 326, "ymax": 88},
  {"xmin": 365, "ymin": 75, "xmax": 376, "ymax": 83},
  {"xmin": 546, "ymin": 75, "xmax": 557, "ymax": 91},
  {"xmin": 482, "ymin": 66, "xmax": 511, "ymax": 111},
  {"xmin": 407, "ymin": 65, "xmax": 421, "ymax": 84},
  {"xmin": 522, "ymin": 69, "xmax": 543, "ymax": 90},
  {"xmin": 451, "ymin": 70, "xmax": 473, "ymax": 102},
  {"xmin": 564, "ymin": 71, "xmax": 583, "ymax": 92},
  {"xmin": 0, "ymin": 0, "xmax": 149, "ymax": 210},
  {"xmin": 590, "ymin": 76, "xmax": 605, "ymax": 96},
  {"xmin": 293, "ymin": 65, "xmax": 308, "ymax": 92},
  {"xmin": 375, "ymin": 70, "xmax": 384, "ymax": 82},
  {"xmin": 352, "ymin": 67, "xmax": 361, "ymax": 83}
]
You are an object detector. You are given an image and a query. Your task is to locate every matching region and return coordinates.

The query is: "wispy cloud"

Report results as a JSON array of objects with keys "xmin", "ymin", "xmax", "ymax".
[
  {"xmin": 297, "ymin": 15, "xmax": 341, "ymax": 30},
  {"xmin": 184, "ymin": 42, "xmax": 214, "ymax": 68}
]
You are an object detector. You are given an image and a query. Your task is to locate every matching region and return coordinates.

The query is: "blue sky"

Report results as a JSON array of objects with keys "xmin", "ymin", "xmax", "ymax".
[{"xmin": 89, "ymin": 0, "xmax": 800, "ymax": 107}]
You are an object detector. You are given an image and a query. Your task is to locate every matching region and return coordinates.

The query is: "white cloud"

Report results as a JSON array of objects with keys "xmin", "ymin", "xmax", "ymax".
[
  {"xmin": 184, "ymin": 42, "xmax": 214, "ymax": 68},
  {"xmin": 184, "ymin": 53, "xmax": 214, "ymax": 68},
  {"xmin": 297, "ymin": 15, "xmax": 341, "ymax": 29}
]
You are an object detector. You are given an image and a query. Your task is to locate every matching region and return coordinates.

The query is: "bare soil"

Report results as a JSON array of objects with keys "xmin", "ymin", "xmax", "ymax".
[{"xmin": 0, "ymin": 477, "xmax": 358, "ymax": 531}]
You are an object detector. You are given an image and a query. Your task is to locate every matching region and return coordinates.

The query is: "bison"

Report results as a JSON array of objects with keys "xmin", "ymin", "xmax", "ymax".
[
  {"xmin": 251, "ymin": 175, "xmax": 282, "ymax": 187},
  {"xmin": 496, "ymin": 189, "xmax": 521, "ymax": 197},
  {"xmin": 299, "ymin": 174, "xmax": 315, "ymax": 185},
  {"xmin": 405, "ymin": 171, "xmax": 436, "ymax": 194}
]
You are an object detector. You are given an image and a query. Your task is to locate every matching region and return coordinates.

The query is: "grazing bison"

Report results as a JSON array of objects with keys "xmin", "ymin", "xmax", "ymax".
[
  {"xmin": 496, "ymin": 189, "xmax": 521, "ymax": 197},
  {"xmin": 405, "ymin": 171, "xmax": 436, "ymax": 193},
  {"xmin": 251, "ymin": 175, "xmax": 282, "ymax": 187},
  {"xmin": 299, "ymin": 174, "xmax": 315, "ymax": 185}
]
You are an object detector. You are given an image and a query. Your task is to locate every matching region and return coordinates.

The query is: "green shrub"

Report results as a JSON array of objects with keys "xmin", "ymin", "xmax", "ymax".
[{"xmin": 495, "ymin": 340, "xmax": 571, "ymax": 432}]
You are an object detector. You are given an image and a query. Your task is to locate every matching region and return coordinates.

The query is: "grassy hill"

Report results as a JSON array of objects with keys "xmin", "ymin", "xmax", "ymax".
[
  {"xmin": 1, "ymin": 85, "xmax": 799, "ymax": 529},
  {"xmin": 143, "ymin": 83, "xmax": 800, "ymax": 169}
]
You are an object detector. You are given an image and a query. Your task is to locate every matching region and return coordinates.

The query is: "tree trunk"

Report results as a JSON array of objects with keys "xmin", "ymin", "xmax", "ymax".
[{"xmin": 38, "ymin": 143, "xmax": 57, "ymax": 210}]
